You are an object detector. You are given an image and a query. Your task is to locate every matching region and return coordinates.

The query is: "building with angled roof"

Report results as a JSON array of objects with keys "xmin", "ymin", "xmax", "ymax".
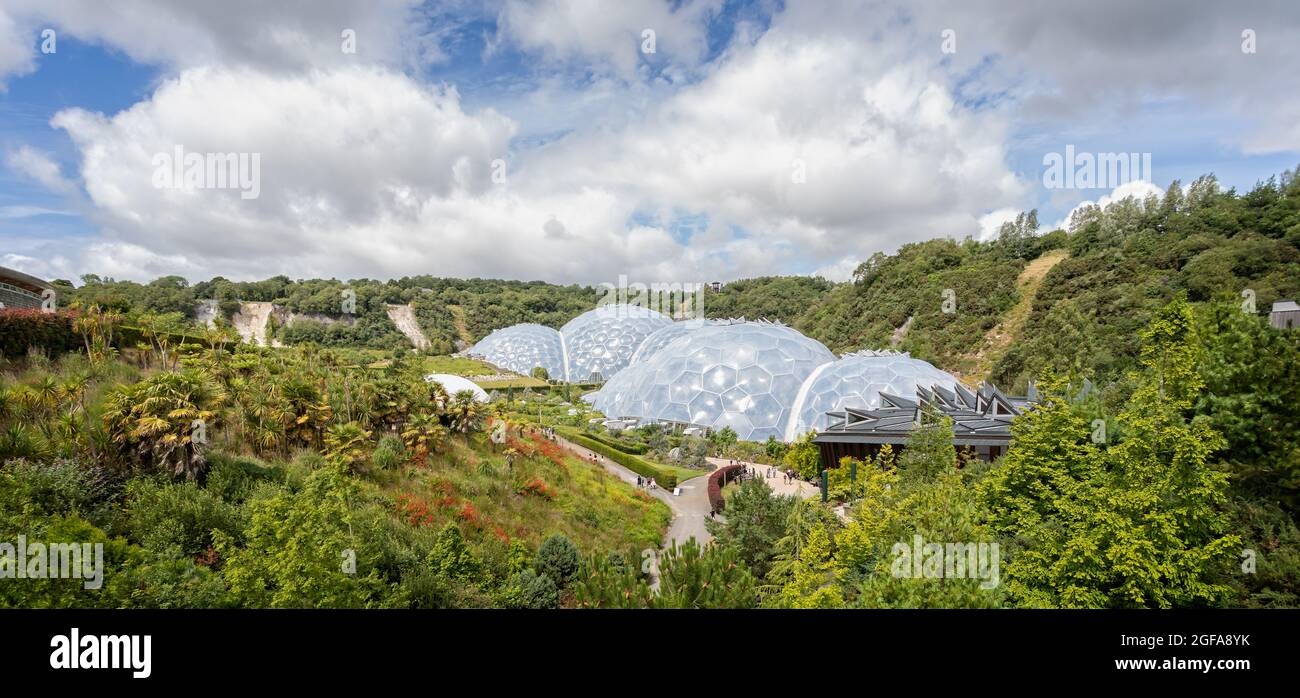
[
  {"xmin": 0, "ymin": 265, "xmax": 53, "ymax": 310},
  {"xmin": 1271, "ymin": 300, "xmax": 1300, "ymax": 330},
  {"xmin": 812, "ymin": 382, "xmax": 1028, "ymax": 471}
]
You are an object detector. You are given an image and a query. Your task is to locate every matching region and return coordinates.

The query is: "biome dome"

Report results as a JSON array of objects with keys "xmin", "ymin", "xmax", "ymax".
[
  {"xmin": 424, "ymin": 374, "xmax": 490, "ymax": 403},
  {"xmin": 465, "ymin": 323, "xmax": 565, "ymax": 380},
  {"xmin": 559, "ymin": 304, "xmax": 672, "ymax": 382},
  {"xmin": 592, "ymin": 320, "xmax": 835, "ymax": 441},
  {"xmin": 785, "ymin": 350, "xmax": 961, "ymax": 439}
]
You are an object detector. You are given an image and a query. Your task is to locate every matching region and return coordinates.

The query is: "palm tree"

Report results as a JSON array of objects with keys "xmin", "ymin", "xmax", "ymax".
[
  {"xmin": 101, "ymin": 370, "xmax": 225, "ymax": 480},
  {"xmin": 401, "ymin": 412, "xmax": 447, "ymax": 464},
  {"xmin": 446, "ymin": 390, "xmax": 483, "ymax": 436},
  {"xmin": 280, "ymin": 376, "xmax": 332, "ymax": 448},
  {"xmin": 324, "ymin": 421, "xmax": 372, "ymax": 473}
]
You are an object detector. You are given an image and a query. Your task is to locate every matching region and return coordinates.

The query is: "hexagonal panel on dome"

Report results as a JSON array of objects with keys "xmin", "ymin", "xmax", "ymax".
[
  {"xmin": 561, "ymin": 304, "xmax": 672, "ymax": 382},
  {"xmin": 465, "ymin": 323, "xmax": 565, "ymax": 380},
  {"xmin": 628, "ymin": 321, "xmax": 701, "ymax": 364},
  {"xmin": 587, "ymin": 320, "xmax": 836, "ymax": 441},
  {"xmin": 786, "ymin": 351, "xmax": 962, "ymax": 439}
]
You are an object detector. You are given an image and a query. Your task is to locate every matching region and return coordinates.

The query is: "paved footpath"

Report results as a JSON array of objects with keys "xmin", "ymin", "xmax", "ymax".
[
  {"xmin": 554, "ymin": 436, "xmax": 716, "ymax": 547},
  {"xmin": 552, "ymin": 439, "xmax": 832, "ymax": 586},
  {"xmin": 705, "ymin": 457, "xmax": 821, "ymax": 500}
]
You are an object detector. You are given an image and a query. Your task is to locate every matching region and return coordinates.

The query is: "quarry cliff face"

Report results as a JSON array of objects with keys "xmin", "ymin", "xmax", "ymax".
[
  {"xmin": 385, "ymin": 303, "xmax": 430, "ymax": 350},
  {"xmin": 204, "ymin": 300, "xmax": 427, "ymax": 349}
]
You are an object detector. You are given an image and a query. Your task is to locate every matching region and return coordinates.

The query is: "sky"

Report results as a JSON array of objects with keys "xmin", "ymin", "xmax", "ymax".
[{"xmin": 1, "ymin": 0, "xmax": 1298, "ymax": 286}]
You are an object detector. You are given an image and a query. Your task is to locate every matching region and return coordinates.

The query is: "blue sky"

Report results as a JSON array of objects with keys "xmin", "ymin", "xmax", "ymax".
[{"xmin": 1, "ymin": 0, "xmax": 1297, "ymax": 284}]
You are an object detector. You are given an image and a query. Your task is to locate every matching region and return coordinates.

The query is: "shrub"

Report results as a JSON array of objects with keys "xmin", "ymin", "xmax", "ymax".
[
  {"xmin": 372, "ymin": 445, "xmax": 404, "ymax": 470},
  {"xmin": 125, "ymin": 478, "xmax": 246, "ymax": 556},
  {"xmin": 504, "ymin": 569, "xmax": 559, "ymax": 609},
  {"xmin": 0, "ymin": 309, "xmax": 79, "ymax": 359},
  {"xmin": 0, "ymin": 458, "xmax": 110, "ymax": 525},
  {"xmin": 534, "ymin": 533, "xmax": 581, "ymax": 589},
  {"xmin": 205, "ymin": 452, "xmax": 279, "ymax": 504},
  {"xmin": 426, "ymin": 523, "xmax": 481, "ymax": 581}
]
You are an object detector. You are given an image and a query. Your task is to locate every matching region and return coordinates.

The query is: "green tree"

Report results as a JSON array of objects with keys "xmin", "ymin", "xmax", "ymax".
[
  {"xmin": 983, "ymin": 298, "xmax": 1240, "ymax": 608},
  {"xmin": 705, "ymin": 477, "xmax": 795, "ymax": 579},
  {"xmin": 783, "ymin": 431, "xmax": 821, "ymax": 480},
  {"xmin": 534, "ymin": 533, "xmax": 581, "ymax": 589},
  {"xmin": 653, "ymin": 539, "xmax": 759, "ymax": 609},
  {"xmin": 216, "ymin": 466, "xmax": 384, "ymax": 608}
]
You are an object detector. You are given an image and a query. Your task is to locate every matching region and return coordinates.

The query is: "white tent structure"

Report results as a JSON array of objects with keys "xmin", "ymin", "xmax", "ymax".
[{"xmin": 424, "ymin": 374, "xmax": 489, "ymax": 403}]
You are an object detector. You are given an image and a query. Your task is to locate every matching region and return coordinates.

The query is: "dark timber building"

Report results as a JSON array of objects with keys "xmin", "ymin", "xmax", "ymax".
[
  {"xmin": 812, "ymin": 382, "xmax": 1030, "ymax": 471},
  {"xmin": 0, "ymin": 265, "xmax": 53, "ymax": 310}
]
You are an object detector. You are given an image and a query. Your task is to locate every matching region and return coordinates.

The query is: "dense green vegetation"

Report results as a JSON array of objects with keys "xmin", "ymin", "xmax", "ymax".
[
  {"xmin": 0, "ymin": 323, "xmax": 669, "ymax": 608},
  {"xmin": 633, "ymin": 297, "xmax": 1296, "ymax": 609},
  {"xmin": 702, "ymin": 276, "xmax": 835, "ymax": 324},
  {"xmin": 7, "ymin": 166, "xmax": 1298, "ymax": 609}
]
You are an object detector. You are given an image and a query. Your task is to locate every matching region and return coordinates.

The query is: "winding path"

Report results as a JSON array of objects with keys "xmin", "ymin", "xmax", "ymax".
[
  {"xmin": 555, "ymin": 435, "xmax": 715, "ymax": 548},
  {"xmin": 553, "ymin": 437, "xmax": 824, "ymax": 587}
]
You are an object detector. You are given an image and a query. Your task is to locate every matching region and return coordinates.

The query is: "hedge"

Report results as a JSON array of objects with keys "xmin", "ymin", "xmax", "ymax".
[
  {"xmin": 0, "ymin": 309, "xmax": 79, "ymax": 358},
  {"xmin": 707, "ymin": 464, "xmax": 743, "ymax": 513},
  {"xmin": 587, "ymin": 431, "xmax": 648, "ymax": 455},
  {"xmin": 116, "ymin": 325, "xmax": 210, "ymax": 349},
  {"xmin": 557, "ymin": 427, "xmax": 677, "ymax": 489}
]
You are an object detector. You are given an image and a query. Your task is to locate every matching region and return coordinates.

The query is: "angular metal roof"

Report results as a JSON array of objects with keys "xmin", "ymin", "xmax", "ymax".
[{"xmin": 812, "ymin": 382, "xmax": 1027, "ymax": 447}]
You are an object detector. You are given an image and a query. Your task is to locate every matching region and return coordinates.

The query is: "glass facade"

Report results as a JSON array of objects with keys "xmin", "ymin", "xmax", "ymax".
[
  {"xmin": 786, "ymin": 351, "xmax": 961, "ymax": 439},
  {"xmin": 465, "ymin": 323, "xmax": 566, "ymax": 380},
  {"xmin": 590, "ymin": 320, "xmax": 835, "ymax": 441},
  {"xmin": 559, "ymin": 304, "xmax": 672, "ymax": 382},
  {"xmin": 423, "ymin": 373, "xmax": 490, "ymax": 402}
]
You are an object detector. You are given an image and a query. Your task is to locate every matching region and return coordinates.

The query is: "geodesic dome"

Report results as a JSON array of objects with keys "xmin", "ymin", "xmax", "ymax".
[
  {"xmin": 785, "ymin": 350, "xmax": 962, "ymax": 439},
  {"xmin": 560, "ymin": 304, "xmax": 672, "ymax": 383},
  {"xmin": 465, "ymin": 323, "xmax": 565, "ymax": 380},
  {"xmin": 591, "ymin": 320, "xmax": 836, "ymax": 441},
  {"xmin": 628, "ymin": 321, "xmax": 703, "ymax": 364},
  {"xmin": 424, "ymin": 374, "xmax": 489, "ymax": 403}
]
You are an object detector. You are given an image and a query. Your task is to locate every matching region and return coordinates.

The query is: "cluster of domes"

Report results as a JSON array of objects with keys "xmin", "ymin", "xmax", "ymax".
[
  {"xmin": 466, "ymin": 305, "xmax": 670, "ymax": 383},
  {"xmin": 589, "ymin": 319, "xmax": 835, "ymax": 441},
  {"xmin": 559, "ymin": 305, "xmax": 672, "ymax": 382},
  {"xmin": 468, "ymin": 308, "xmax": 964, "ymax": 442}
]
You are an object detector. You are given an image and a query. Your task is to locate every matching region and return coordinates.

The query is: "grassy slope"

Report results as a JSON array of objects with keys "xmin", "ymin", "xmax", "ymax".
[
  {"xmin": 556, "ymin": 427, "xmax": 710, "ymax": 484},
  {"xmin": 374, "ymin": 432, "xmax": 671, "ymax": 554},
  {"xmin": 951, "ymin": 250, "xmax": 1069, "ymax": 384}
]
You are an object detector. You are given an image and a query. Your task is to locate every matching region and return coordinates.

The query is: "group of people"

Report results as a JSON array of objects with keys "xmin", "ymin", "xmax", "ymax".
[
  {"xmin": 635, "ymin": 474, "xmax": 658, "ymax": 490},
  {"xmin": 726, "ymin": 459, "xmax": 801, "ymax": 486}
]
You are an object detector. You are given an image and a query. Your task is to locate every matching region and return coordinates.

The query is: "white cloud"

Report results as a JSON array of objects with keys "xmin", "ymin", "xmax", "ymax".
[
  {"xmin": 0, "ymin": 205, "xmax": 72, "ymax": 218},
  {"xmin": 813, "ymin": 257, "xmax": 859, "ymax": 283},
  {"xmin": 496, "ymin": 0, "xmax": 719, "ymax": 80},
  {"xmin": 0, "ymin": 9, "xmax": 38, "ymax": 89},
  {"xmin": 6, "ymin": 145, "xmax": 77, "ymax": 194},
  {"xmin": 0, "ymin": 0, "xmax": 430, "ymax": 81},
  {"xmin": 15, "ymin": 2, "xmax": 1027, "ymax": 285}
]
